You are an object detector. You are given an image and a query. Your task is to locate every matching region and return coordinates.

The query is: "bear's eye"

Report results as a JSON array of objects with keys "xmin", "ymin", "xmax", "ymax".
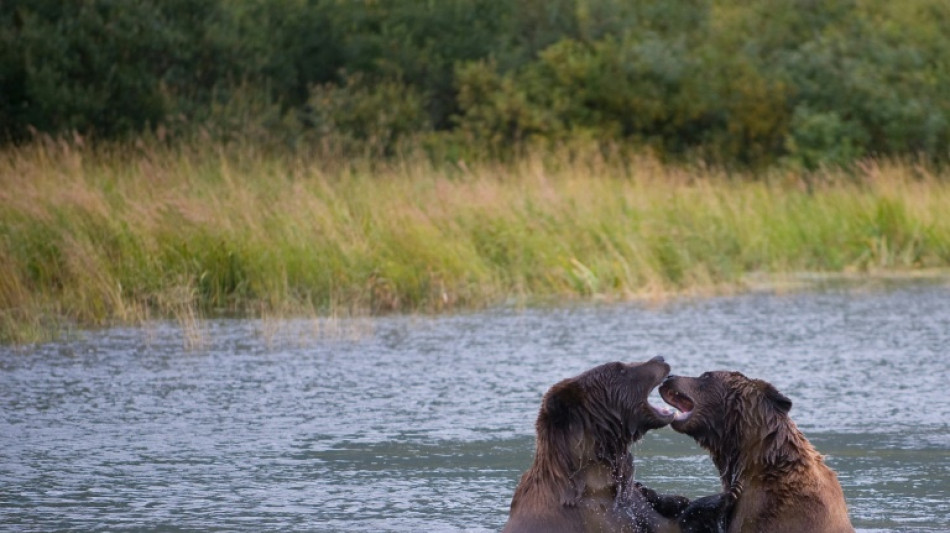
[{"xmin": 700, "ymin": 372, "xmax": 711, "ymax": 379}]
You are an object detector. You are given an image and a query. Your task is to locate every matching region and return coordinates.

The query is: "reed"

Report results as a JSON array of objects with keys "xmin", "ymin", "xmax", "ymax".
[{"xmin": 2, "ymin": 140, "xmax": 949, "ymax": 343}]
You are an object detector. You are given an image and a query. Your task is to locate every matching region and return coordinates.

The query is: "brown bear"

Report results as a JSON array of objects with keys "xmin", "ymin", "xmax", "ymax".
[
  {"xmin": 502, "ymin": 356, "xmax": 691, "ymax": 533},
  {"xmin": 659, "ymin": 371, "xmax": 854, "ymax": 533}
]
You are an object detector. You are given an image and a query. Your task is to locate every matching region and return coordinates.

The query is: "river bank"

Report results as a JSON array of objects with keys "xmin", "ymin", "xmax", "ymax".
[{"xmin": 3, "ymin": 141, "xmax": 949, "ymax": 343}]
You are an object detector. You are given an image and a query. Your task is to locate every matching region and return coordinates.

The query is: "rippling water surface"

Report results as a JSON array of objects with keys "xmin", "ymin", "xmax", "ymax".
[{"xmin": 2, "ymin": 282, "xmax": 949, "ymax": 531}]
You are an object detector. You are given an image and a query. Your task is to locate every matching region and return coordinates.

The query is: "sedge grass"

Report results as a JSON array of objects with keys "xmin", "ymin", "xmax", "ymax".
[{"xmin": 2, "ymin": 141, "xmax": 949, "ymax": 344}]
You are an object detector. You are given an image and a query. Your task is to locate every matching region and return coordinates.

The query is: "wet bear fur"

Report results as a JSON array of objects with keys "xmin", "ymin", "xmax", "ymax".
[
  {"xmin": 660, "ymin": 371, "xmax": 854, "ymax": 533},
  {"xmin": 639, "ymin": 483, "xmax": 737, "ymax": 533},
  {"xmin": 502, "ymin": 357, "xmax": 690, "ymax": 533}
]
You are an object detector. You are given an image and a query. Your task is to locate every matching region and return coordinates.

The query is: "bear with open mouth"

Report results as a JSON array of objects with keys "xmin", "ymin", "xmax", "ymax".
[
  {"xmin": 659, "ymin": 370, "xmax": 854, "ymax": 533},
  {"xmin": 503, "ymin": 356, "xmax": 691, "ymax": 533}
]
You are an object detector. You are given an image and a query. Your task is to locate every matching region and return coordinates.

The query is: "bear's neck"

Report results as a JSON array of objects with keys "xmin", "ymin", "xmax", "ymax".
[
  {"xmin": 577, "ymin": 461, "xmax": 623, "ymax": 497},
  {"xmin": 712, "ymin": 416, "xmax": 816, "ymax": 490},
  {"xmin": 519, "ymin": 437, "xmax": 634, "ymax": 506}
]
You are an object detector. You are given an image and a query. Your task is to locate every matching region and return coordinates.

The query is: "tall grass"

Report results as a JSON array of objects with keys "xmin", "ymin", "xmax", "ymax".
[{"xmin": 2, "ymin": 140, "xmax": 949, "ymax": 343}]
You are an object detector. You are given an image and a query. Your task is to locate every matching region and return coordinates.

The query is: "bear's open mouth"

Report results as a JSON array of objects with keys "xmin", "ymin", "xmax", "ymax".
[
  {"xmin": 647, "ymin": 367, "xmax": 676, "ymax": 422},
  {"xmin": 649, "ymin": 397, "xmax": 676, "ymax": 420},
  {"xmin": 660, "ymin": 387, "xmax": 694, "ymax": 421}
]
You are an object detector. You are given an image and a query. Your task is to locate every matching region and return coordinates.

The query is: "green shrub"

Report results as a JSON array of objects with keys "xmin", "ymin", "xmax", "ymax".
[
  {"xmin": 304, "ymin": 73, "xmax": 431, "ymax": 156},
  {"xmin": 785, "ymin": 107, "xmax": 868, "ymax": 170},
  {"xmin": 2, "ymin": 0, "xmax": 949, "ymax": 166}
]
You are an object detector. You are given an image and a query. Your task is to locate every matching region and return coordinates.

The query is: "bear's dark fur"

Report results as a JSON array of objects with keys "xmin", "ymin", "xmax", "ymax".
[
  {"xmin": 660, "ymin": 371, "xmax": 854, "ymax": 533},
  {"xmin": 502, "ymin": 357, "xmax": 689, "ymax": 533}
]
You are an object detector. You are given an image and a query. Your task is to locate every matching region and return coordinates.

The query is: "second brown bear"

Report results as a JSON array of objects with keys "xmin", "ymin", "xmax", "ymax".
[{"xmin": 660, "ymin": 370, "xmax": 854, "ymax": 533}]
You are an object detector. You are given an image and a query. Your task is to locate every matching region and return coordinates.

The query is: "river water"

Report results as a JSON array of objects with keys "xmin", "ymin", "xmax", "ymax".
[{"xmin": 2, "ymin": 281, "xmax": 948, "ymax": 532}]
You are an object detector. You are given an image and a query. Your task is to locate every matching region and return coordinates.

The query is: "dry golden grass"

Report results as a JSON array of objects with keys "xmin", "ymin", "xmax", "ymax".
[{"xmin": 2, "ymin": 140, "xmax": 949, "ymax": 343}]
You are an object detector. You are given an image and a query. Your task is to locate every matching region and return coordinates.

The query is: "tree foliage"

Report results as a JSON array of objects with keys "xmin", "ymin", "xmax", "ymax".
[{"xmin": 2, "ymin": 0, "xmax": 949, "ymax": 166}]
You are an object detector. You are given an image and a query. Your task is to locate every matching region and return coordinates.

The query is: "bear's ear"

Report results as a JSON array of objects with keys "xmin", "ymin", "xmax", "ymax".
[
  {"xmin": 544, "ymin": 379, "xmax": 585, "ymax": 428},
  {"xmin": 762, "ymin": 382, "xmax": 792, "ymax": 414}
]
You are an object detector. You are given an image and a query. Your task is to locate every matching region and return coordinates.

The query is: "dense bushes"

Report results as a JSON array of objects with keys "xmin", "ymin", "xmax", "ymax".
[{"xmin": 2, "ymin": 0, "xmax": 949, "ymax": 166}]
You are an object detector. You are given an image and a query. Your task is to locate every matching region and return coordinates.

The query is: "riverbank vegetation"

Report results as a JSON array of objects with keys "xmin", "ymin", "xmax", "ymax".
[
  {"xmin": 4, "ymin": 0, "xmax": 950, "ymax": 168},
  {"xmin": 4, "ymin": 0, "xmax": 950, "ymax": 343},
  {"xmin": 3, "ymin": 141, "xmax": 950, "ymax": 343}
]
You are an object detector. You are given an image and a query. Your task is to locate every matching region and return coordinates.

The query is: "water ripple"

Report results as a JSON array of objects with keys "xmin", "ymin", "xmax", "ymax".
[{"xmin": 1, "ymin": 282, "xmax": 948, "ymax": 531}]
